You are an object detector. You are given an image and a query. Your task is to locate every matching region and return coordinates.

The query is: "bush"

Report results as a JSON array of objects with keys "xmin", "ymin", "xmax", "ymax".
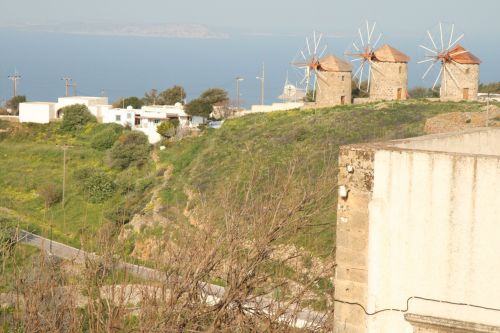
[
  {"xmin": 157, "ymin": 121, "xmax": 176, "ymax": 138},
  {"xmin": 91, "ymin": 127, "xmax": 123, "ymax": 151},
  {"xmin": 108, "ymin": 131, "xmax": 150, "ymax": 170},
  {"xmin": 37, "ymin": 183, "xmax": 62, "ymax": 208},
  {"xmin": 73, "ymin": 167, "xmax": 116, "ymax": 203},
  {"xmin": 105, "ymin": 192, "xmax": 146, "ymax": 225},
  {"xmin": 60, "ymin": 104, "xmax": 97, "ymax": 132}
]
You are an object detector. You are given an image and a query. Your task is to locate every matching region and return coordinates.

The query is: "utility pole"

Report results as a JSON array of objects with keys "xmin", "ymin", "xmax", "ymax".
[
  {"xmin": 235, "ymin": 77, "xmax": 244, "ymax": 110},
  {"xmin": 62, "ymin": 77, "xmax": 72, "ymax": 97},
  {"xmin": 256, "ymin": 63, "xmax": 265, "ymax": 105},
  {"xmin": 62, "ymin": 145, "xmax": 68, "ymax": 210},
  {"xmin": 72, "ymin": 82, "xmax": 77, "ymax": 96},
  {"xmin": 8, "ymin": 72, "xmax": 21, "ymax": 97}
]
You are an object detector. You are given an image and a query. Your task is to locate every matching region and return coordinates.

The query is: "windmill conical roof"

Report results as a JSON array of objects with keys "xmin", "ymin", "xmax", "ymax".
[
  {"xmin": 318, "ymin": 54, "xmax": 352, "ymax": 72},
  {"xmin": 447, "ymin": 45, "xmax": 481, "ymax": 64},
  {"xmin": 373, "ymin": 44, "xmax": 410, "ymax": 63}
]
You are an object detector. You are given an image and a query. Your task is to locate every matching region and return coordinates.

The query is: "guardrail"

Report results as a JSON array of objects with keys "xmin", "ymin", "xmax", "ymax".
[{"xmin": 18, "ymin": 230, "xmax": 327, "ymax": 329}]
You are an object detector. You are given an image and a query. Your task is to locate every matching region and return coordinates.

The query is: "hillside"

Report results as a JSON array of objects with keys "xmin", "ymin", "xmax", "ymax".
[
  {"xmin": 0, "ymin": 121, "xmax": 156, "ymax": 248},
  {"xmin": 0, "ymin": 100, "xmax": 492, "ymax": 330},
  {"xmin": 123, "ymin": 100, "xmax": 488, "ymax": 310}
]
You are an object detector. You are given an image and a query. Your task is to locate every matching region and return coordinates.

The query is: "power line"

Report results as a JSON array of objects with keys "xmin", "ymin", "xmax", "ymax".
[{"xmin": 334, "ymin": 295, "xmax": 500, "ymax": 316}]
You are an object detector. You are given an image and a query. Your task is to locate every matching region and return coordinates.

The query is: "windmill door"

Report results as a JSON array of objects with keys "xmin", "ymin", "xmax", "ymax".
[
  {"xmin": 397, "ymin": 88, "xmax": 402, "ymax": 100},
  {"xmin": 341, "ymin": 96, "xmax": 345, "ymax": 105},
  {"xmin": 463, "ymin": 88, "xmax": 470, "ymax": 100}
]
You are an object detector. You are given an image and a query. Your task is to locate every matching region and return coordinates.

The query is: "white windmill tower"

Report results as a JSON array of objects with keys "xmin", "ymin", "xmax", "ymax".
[
  {"xmin": 345, "ymin": 20, "xmax": 410, "ymax": 101},
  {"xmin": 292, "ymin": 31, "xmax": 328, "ymax": 100},
  {"xmin": 418, "ymin": 22, "xmax": 481, "ymax": 101}
]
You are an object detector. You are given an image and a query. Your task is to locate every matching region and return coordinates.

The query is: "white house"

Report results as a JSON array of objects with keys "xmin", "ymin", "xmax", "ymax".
[
  {"xmin": 19, "ymin": 96, "xmax": 111, "ymax": 124},
  {"xmin": 104, "ymin": 103, "xmax": 191, "ymax": 144},
  {"xmin": 19, "ymin": 102, "xmax": 57, "ymax": 124},
  {"xmin": 56, "ymin": 96, "xmax": 111, "ymax": 121}
]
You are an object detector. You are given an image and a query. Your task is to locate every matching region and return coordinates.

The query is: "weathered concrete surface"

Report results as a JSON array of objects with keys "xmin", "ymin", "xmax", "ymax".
[
  {"xmin": 333, "ymin": 128, "xmax": 500, "ymax": 333},
  {"xmin": 333, "ymin": 147, "xmax": 374, "ymax": 333},
  {"xmin": 405, "ymin": 314, "xmax": 500, "ymax": 333}
]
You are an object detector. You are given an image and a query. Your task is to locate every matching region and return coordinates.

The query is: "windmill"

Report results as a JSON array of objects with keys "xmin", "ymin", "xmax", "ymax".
[
  {"xmin": 344, "ymin": 20, "xmax": 384, "ymax": 92},
  {"xmin": 418, "ymin": 22, "xmax": 481, "ymax": 100},
  {"xmin": 292, "ymin": 31, "xmax": 328, "ymax": 99}
]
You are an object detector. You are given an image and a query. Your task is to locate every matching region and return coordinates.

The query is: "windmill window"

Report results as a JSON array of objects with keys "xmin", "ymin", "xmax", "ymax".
[
  {"xmin": 341, "ymin": 75, "xmax": 345, "ymax": 81},
  {"xmin": 465, "ymin": 68, "xmax": 470, "ymax": 74},
  {"xmin": 399, "ymin": 66, "xmax": 402, "ymax": 74},
  {"xmin": 115, "ymin": 115, "xmax": 121, "ymax": 122}
]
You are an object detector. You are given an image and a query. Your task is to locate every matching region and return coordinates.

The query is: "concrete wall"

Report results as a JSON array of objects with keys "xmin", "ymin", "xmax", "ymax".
[
  {"xmin": 334, "ymin": 129, "xmax": 500, "ymax": 333},
  {"xmin": 249, "ymin": 102, "xmax": 304, "ymax": 113},
  {"xmin": 316, "ymin": 71, "xmax": 352, "ymax": 106},
  {"xmin": 441, "ymin": 64, "xmax": 479, "ymax": 102},
  {"xmin": 369, "ymin": 62, "xmax": 408, "ymax": 101},
  {"xmin": 366, "ymin": 149, "xmax": 500, "ymax": 332},
  {"xmin": 392, "ymin": 128, "xmax": 500, "ymax": 156},
  {"xmin": 19, "ymin": 102, "xmax": 56, "ymax": 123}
]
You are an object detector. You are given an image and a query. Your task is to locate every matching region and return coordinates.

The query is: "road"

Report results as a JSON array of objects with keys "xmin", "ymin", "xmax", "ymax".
[{"xmin": 18, "ymin": 230, "xmax": 327, "ymax": 329}]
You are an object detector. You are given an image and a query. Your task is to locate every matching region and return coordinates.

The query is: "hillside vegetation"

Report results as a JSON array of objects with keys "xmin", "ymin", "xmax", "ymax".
[
  {"xmin": 0, "ymin": 100, "xmax": 490, "ymax": 330},
  {"xmin": 0, "ymin": 120, "xmax": 156, "ymax": 248}
]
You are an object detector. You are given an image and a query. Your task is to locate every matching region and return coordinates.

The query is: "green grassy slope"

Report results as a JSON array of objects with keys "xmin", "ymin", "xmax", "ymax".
[
  {"xmin": 159, "ymin": 101, "xmax": 486, "ymax": 257},
  {"xmin": 0, "ymin": 122, "xmax": 155, "ymax": 247}
]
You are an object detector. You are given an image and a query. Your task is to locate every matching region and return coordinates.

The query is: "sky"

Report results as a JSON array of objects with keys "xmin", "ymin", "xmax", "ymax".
[{"xmin": 1, "ymin": 0, "xmax": 499, "ymax": 37}]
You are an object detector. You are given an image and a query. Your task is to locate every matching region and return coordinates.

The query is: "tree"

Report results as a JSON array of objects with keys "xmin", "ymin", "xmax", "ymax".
[
  {"xmin": 60, "ymin": 104, "xmax": 97, "ymax": 132},
  {"xmin": 5, "ymin": 95, "xmax": 26, "ymax": 115},
  {"xmin": 157, "ymin": 85, "xmax": 186, "ymax": 105},
  {"xmin": 112, "ymin": 96, "xmax": 144, "ymax": 109},
  {"xmin": 184, "ymin": 98, "xmax": 213, "ymax": 118},
  {"xmin": 143, "ymin": 89, "xmax": 158, "ymax": 105},
  {"xmin": 199, "ymin": 88, "xmax": 228, "ymax": 105},
  {"xmin": 109, "ymin": 131, "xmax": 151, "ymax": 170},
  {"xmin": 185, "ymin": 88, "xmax": 229, "ymax": 118},
  {"xmin": 351, "ymin": 80, "xmax": 369, "ymax": 98}
]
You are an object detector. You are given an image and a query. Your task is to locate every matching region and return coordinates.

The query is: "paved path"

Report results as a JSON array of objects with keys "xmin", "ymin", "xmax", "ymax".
[{"xmin": 18, "ymin": 230, "xmax": 327, "ymax": 329}]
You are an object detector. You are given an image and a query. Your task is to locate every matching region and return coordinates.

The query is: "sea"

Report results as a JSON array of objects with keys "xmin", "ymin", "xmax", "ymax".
[{"xmin": 0, "ymin": 28, "xmax": 497, "ymax": 108}]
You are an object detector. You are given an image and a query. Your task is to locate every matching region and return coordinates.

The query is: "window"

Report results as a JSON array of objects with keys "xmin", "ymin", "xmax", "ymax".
[
  {"xmin": 465, "ymin": 68, "xmax": 470, "ymax": 74},
  {"xmin": 399, "ymin": 66, "xmax": 402, "ymax": 74},
  {"xmin": 341, "ymin": 75, "xmax": 345, "ymax": 81},
  {"xmin": 154, "ymin": 119, "xmax": 161, "ymax": 124},
  {"xmin": 115, "ymin": 115, "xmax": 121, "ymax": 122}
]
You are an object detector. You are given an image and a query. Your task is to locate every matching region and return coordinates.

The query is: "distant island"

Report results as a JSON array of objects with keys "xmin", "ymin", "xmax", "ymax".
[{"xmin": 0, "ymin": 22, "xmax": 228, "ymax": 39}]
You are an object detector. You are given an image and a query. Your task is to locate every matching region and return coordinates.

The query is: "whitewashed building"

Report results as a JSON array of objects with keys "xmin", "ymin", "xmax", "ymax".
[
  {"xmin": 19, "ymin": 96, "xmax": 111, "ymax": 124},
  {"xmin": 18, "ymin": 102, "xmax": 57, "ymax": 124},
  {"xmin": 104, "ymin": 103, "xmax": 191, "ymax": 144}
]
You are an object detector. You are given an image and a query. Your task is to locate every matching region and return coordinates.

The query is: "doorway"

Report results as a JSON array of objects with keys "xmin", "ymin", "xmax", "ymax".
[
  {"xmin": 463, "ymin": 88, "xmax": 469, "ymax": 100},
  {"xmin": 397, "ymin": 88, "xmax": 402, "ymax": 100},
  {"xmin": 341, "ymin": 96, "xmax": 345, "ymax": 105}
]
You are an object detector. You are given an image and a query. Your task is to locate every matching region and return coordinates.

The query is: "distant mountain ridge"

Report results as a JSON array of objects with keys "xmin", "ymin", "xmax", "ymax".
[{"xmin": 0, "ymin": 22, "xmax": 228, "ymax": 39}]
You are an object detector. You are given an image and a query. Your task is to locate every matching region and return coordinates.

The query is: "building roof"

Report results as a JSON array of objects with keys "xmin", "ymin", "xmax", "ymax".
[
  {"xmin": 447, "ymin": 45, "xmax": 481, "ymax": 65},
  {"xmin": 373, "ymin": 44, "xmax": 410, "ymax": 63},
  {"xmin": 318, "ymin": 55, "xmax": 352, "ymax": 72}
]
